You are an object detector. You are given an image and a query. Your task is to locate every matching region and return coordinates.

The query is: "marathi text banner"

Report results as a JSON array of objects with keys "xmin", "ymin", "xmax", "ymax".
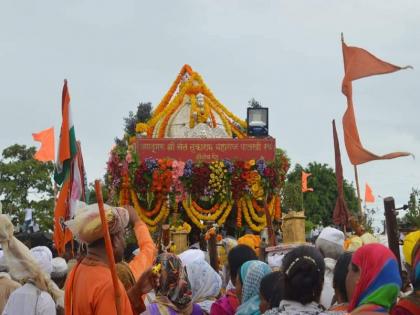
[{"xmin": 136, "ymin": 138, "xmax": 276, "ymax": 161}]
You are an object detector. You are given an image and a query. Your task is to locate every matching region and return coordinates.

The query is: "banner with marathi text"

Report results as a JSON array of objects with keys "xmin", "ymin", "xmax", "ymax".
[{"xmin": 136, "ymin": 138, "xmax": 276, "ymax": 161}]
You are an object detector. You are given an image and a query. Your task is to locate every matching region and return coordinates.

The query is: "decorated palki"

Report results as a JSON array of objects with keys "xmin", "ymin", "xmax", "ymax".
[{"xmin": 106, "ymin": 65, "xmax": 288, "ymax": 234}]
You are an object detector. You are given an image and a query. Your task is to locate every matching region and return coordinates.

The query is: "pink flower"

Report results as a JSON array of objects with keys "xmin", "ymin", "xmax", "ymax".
[{"xmin": 125, "ymin": 152, "xmax": 132, "ymax": 163}]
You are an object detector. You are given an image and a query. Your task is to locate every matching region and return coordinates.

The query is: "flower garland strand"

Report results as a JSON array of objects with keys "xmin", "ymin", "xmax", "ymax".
[
  {"xmin": 241, "ymin": 198, "xmax": 266, "ymax": 232},
  {"xmin": 131, "ymin": 190, "xmax": 169, "ymax": 228}
]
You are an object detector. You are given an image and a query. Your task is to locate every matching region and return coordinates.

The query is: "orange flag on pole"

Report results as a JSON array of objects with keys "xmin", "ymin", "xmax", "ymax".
[
  {"xmin": 302, "ymin": 171, "xmax": 314, "ymax": 192},
  {"xmin": 341, "ymin": 35, "xmax": 412, "ymax": 165},
  {"xmin": 32, "ymin": 127, "xmax": 55, "ymax": 162},
  {"xmin": 365, "ymin": 183, "xmax": 375, "ymax": 203}
]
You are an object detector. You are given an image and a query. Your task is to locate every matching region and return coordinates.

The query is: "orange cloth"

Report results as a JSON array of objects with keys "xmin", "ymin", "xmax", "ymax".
[
  {"xmin": 365, "ymin": 183, "xmax": 375, "ymax": 203},
  {"xmin": 128, "ymin": 221, "xmax": 157, "ymax": 280},
  {"xmin": 64, "ymin": 259, "xmax": 138, "ymax": 315},
  {"xmin": 53, "ymin": 180, "xmax": 73, "ymax": 255},
  {"xmin": 237, "ymin": 234, "xmax": 261, "ymax": 256},
  {"xmin": 32, "ymin": 127, "xmax": 55, "ymax": 162},
  {"xmin": 341, "ymin": 38, "xmax": 412, "ymax": 165},
  {"xmin": 302, "ymin": 171, "xmax": 314, "ymax": 192}
]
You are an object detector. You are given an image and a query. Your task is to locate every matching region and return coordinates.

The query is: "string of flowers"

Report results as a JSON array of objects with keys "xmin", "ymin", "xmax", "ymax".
[
  {"xmin": 236, "ymin": 201, "xmax": 242, "ymax": 228},
  {"xmin": 241, "ymin": 198, "xmax": 266, "ymax": 232},
  {"xmin": 189, "ymin": 94, "xmax": 197, "ymax": 128},
  {"xmin": 131, "ymin": 190, "xmax": 169, "ymax": 228}
]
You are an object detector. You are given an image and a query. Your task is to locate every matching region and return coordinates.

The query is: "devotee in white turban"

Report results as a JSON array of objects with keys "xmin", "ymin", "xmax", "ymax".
[
  {"xmin": 315, "ymin": 226, "xmax": 345, "ymax": 309},
  {"xmin": 51, "ymin": 257, "xmax": 68, "ymax": 289}
]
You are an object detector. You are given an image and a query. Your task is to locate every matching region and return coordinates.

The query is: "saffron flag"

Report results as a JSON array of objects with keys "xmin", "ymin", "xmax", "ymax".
[
  {"xmin": 53, "ymin": 80, "xmax": 78, "ymax": 255},
  {"xmin": 365, "ymin": 183, "xmax": 375, "ymax": 203},
  {"xmin": 332, "ymin": 120, "xmax": 349, "ymax": 227},
  {"xmin": 32, "ymin": 127, "xmax": 55, "ymax": 162},
  {"xmin": 341, "ymin": 35, "xmax": 412, "ymax": 165},
  {"xmin": 302, "ymin": 171, "xmax": 314, "ymax": 192}
]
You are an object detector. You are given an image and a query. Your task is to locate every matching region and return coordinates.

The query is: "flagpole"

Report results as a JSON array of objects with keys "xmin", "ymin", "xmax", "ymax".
[{"xmin": 353, "ymin": 165, "xmax": 363, "ymax": 216}]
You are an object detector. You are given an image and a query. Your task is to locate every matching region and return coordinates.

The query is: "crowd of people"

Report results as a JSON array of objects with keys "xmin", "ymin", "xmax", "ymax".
[{"xmin": 0, "ymin": 204, "xmax": 418, "ymax": 315}]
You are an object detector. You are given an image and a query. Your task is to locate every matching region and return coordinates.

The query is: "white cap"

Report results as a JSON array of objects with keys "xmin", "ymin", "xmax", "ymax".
[
  {"xmin": 51, "ymin": 257, "xmax": 68, "ymax": 277},
  {"xmin": 30, "ymin": 246, "xmax": 53, "ymax": 275},
  {"xmin": 318, "ymin": 227, "xmax": 345, "ymax": 247}
]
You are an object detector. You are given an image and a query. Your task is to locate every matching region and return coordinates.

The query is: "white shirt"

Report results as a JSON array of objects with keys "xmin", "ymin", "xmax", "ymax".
[
  {"xmin": 319, "ymin": 257, "xmax": 336, "ymax": 309},
  {"xmin": 2, "ymin": 282, "xmax": 56, "ymax": 315},
  {"xmin": 24, "ymin": 208, "xmax": 33, "ymax": 221}
]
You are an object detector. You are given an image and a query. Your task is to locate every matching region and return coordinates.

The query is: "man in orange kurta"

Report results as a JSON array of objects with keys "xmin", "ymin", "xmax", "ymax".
[{"xmin": 64, "ymin": 204, "xmax": 156, "ymax": 315}]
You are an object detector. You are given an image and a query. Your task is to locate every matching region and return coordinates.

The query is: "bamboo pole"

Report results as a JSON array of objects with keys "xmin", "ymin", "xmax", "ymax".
[
  {"xmin": 353, "ymin": 165, "xmax": 363, "ymax": 215},
  {"xmin": 94, "ymin": 180, "xmax": 122, "ymax": 315}
]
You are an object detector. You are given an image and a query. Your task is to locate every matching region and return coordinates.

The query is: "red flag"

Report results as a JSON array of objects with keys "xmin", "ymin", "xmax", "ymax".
[
  {"xmin": 365, "ymin": 183, "xmax": 375, "ymax": 203},
  {"xmin": 341, "ymin": 36, "xmax": 412, "ymax": 165},
  {"xmin": 32, "ymin": 127, "xmax": 55, "ymax": 162},
  {"xmin": 332, "ymin": 120, "xmax": 349, "ymax": 227},
  {"xmin": 302, "ymin": 171, "xmax": 314, "ymax": 192}
]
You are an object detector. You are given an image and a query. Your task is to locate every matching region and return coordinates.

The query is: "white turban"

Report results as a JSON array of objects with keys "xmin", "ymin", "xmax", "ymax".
[
  {"xmin": 51, "ymin": 257, "xmax": 68, "ymax": 278},
  {"xmin": 30, "ymin": 246, "xmax": 53, "ymax": 275}
]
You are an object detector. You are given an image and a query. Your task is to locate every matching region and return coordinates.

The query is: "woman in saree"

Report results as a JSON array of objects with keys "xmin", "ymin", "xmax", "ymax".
[
  {"xmin": 346, "ymin": 243, "xmax": 401, "ymax": 314},
  {"xmin": 143, "ymin": 253, "xmax": 203, "ymax": 315},
  {"xmin": 235, "ymin": 260, "xmax": 271, "ymax": 315}
]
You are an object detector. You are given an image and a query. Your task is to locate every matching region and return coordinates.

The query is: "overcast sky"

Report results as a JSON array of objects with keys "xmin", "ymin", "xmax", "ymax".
[{"xmin": 1, "ymin": 1, "xmax": 419, "ymax": 226}]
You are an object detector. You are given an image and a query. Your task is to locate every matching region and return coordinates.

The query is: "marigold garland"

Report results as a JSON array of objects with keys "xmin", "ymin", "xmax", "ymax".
[
  {"xmin": 192, "ymin": 200, "xmax": 219, "ymax": 214},
  {"xmin": 245, "ymin": 197, "xmax": 266, "ymax": 224},
  {"xmin": 217, "ymin": 201, "xmax": 233, "ymax": 226},
  {"xmin": 209, "ymin": 108, "xmax": 217, "ymax": 128},
  {"xmin": 241, "ymin": 198, "xmax": 266, "ymax": 232},
  {"xmin": 236, "ymin": 200, "xmax": 242, "ymax": 228},
  {"xmin": 183, "ymin": 200, "xmax": 205, "ymax": 229},
  {"xmin": 131, "ymin": 190, "xmax": 169, "ymax": 227},
  {"xmin": 153, "ymin": 64, "xmax": 192, "ymax": 116},
  {"xmin": 183, "ymin": 200, "xmax": 227, "ymax": 221},
  {"xmin": 274, "ymin": 196, "xmax": 281, "ymax": 220},
  {"xmin": 189, "ymin": 94, "xmax": 197, "ymax": 128}
]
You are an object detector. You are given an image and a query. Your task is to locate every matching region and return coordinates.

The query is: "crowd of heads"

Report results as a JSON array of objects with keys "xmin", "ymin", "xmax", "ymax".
[{"xmin": 0, "ymin": 204, "xmax": 419, "ymax": 315}]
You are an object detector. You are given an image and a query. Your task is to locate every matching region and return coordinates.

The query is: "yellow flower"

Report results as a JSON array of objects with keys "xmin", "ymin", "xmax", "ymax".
[
  {"xmin": 249, "ymin": 160, "xmax": 256, "ymax": 166},
  {"xmin": 251, "ymin": 183, "xmax": 260, "ymax": 193}
]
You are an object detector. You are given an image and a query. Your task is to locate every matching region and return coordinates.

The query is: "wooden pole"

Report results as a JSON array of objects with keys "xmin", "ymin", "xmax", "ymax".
[
  {"xmin": 264, "ymin": 194, "xmax": 276, "ymax": 247},
  {"xmin": 353, "ymin": 165, "xmax": 363, "ymax": 215},
  {"xmin": 94, "ymin": 180, "xmax": 122, "ymax": 315},
  {"xmin": 384, "ymin": 197, "xmax": 402, "ymax": 275},
  {"xmin": 206, "ymin": 222, "xmax": 219, "ymax": 272}
]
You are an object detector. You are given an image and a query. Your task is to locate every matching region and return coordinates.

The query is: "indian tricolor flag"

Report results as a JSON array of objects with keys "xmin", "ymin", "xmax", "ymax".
[
  {"xmin": 54, "ymin": 80, "xmax": 77, "ymax": 185},
  {"xmin": 53, "ymin": 80, "xmax": 78, "ymax": 255}
]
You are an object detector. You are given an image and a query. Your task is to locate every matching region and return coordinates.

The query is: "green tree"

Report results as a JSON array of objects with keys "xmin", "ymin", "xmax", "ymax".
[
  {"xmin": 0, "ymin": 144, "xmax": 54, "ymax": 231},
  {"xmin": 400, "ymin": 188, "xmax": 420, "ymax": 229},
  {"xmin": 284, "ymin": 162, "xmax": 358, "ymax": 226}
]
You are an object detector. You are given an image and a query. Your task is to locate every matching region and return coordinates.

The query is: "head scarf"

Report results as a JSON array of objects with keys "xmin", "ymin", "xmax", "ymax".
[
  {"xmin": 0, "ymin": 214, "xmax": 63, "ymax": 305},
  {"xmin": 155, "ymin": 253, "xmax": 193, "ymax": 313},
  {"xmin": 178, "ymin": 249, "xmax": 206, "ymax": 266},
  {"xmin": 403, "ymin": 231, "xmax": 420, "ymax": 266},
  {"xmin": 348, "ymin": 243, "xmax": 401, "ymax": 312},
  {"xmin": 66, "ymin": 203, "xmax": 129, "ymax": 244},
  {"xmin": 236, "ymin": 260, "xmax": 272, "ymax": 315},
  {"xmin": 186, "ymin": 259, "xmax": 222, "ymax": 312},
  {"xmin": 30, "ymin": 246, "xmax": 53, "ymax": 275}
]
